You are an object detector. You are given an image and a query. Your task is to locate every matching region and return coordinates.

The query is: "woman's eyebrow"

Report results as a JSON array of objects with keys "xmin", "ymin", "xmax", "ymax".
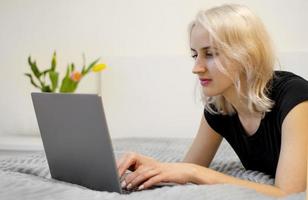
[{"xmin": 190, "ymin": 46, "xmax": 211, "ymax": 51}]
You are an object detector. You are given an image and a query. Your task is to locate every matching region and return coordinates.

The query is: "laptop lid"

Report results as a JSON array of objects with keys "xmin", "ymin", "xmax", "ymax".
[{"xmin": 31, "ymin": 92, "xmax": 122, "ymax": 193}]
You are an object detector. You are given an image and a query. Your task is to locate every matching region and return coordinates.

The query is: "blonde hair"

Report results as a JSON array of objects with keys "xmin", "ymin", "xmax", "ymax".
[{"xmin": 189, "ymin": 4, "xmax": 275, "ymax": 115}]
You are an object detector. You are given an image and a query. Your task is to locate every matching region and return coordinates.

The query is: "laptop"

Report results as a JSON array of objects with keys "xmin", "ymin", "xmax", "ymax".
[{"xmin": 31, "ymin": 92, "xmax": 135, "ymax": 193}]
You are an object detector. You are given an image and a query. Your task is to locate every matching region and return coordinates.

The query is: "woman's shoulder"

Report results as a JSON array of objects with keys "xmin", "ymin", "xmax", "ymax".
[
  {"xmin": 272, "ymin": 70, "xmax": 308, "ymax": 85},
  {"xmin": 269, "ymin": 70, "xmax": 308, "ymax": 124},
  {"xmin": 270, "ymin": 70, "xmax": 308, "ymax": 96}
]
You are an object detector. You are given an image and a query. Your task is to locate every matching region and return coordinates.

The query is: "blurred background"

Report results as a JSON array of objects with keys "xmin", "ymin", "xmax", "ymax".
[{"xmin": 0, "ymin": 0, "xmax": 307, "ymax": 145}]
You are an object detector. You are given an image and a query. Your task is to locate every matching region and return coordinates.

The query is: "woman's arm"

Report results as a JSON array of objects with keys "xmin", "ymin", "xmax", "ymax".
[
  {"xmin": 189, "ymin": 165, "xmax": 287, "ymax": 197},
  {"xmin": 275, "ymin": 101, "xmax": 307, "ymax": 194},
  {"xmin": 117, "ymin": 114, "xmax": 223, "ymax": 189},
  {"xmin": 183, "ymin": 114, "xmax": 223, "ymax": 167},
  {"xmin": 118, "ymin": 103, "xmax": 306, "ymax": 197},
  {"xmin": 189, "ymin": 101, "xmax": 308, "ymax": 197}
]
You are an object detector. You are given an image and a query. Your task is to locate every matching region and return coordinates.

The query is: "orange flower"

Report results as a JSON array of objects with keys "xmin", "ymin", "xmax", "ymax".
[{"xmin": 70, "ymin": 71, "xmax": 82, "ymax": 82}]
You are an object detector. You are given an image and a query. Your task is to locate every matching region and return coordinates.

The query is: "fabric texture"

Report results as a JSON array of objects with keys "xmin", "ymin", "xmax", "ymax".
[
  {"xmin": 204, "ymin": 70, "xmax": 308, "ymax": 177},
  {"xmin": 0, "ymin": 137, "xmax": 305, "ymax": 200}
]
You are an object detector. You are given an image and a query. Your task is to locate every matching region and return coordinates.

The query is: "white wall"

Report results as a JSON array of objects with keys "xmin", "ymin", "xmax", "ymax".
[{"xmin": 0, "ymin": 0, "xmax": 307, "ymax": 138}]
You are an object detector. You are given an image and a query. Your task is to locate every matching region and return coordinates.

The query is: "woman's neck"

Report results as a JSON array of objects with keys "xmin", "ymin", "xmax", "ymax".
[{"xmin": 222, "ymin": 85, "xmax": 259, "ymax": 118}]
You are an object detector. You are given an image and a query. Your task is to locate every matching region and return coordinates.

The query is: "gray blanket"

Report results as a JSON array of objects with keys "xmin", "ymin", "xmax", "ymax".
[{"xmin": 0, "ymin": 138, "xmax": 305, "ymax": 200}]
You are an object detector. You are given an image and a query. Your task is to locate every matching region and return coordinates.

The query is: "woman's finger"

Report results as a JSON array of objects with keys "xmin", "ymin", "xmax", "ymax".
[
  {"xmin": 124, "ymin": 165, "xmax": 145, "ymax": 182},
  {"xmin": 116, "ymin": 152, "xmax": 131, "ymax": 169},
  {"xmin": 117, "ymin": 152, "xmax": 138, "ymax": 177},
  {"xmin": 124, "ymin": 167, "xmax": 158, "ymax": 190},
  {"xmin": 130, "ymin": 169, "xmax": 159, "ymax": 190},
  {"xmin": 116, "ymin": 157, "xmax": 123, "ymax": 169},
  {"xmin": 139, "ymin": 174, "xmax": 166, "ymax": 190}
]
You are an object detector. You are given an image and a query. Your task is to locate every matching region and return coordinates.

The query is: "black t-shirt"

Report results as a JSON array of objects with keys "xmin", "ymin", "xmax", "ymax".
[{"xmin": 204, "ymin": 71, "xmax": 308, "ymax": 177}]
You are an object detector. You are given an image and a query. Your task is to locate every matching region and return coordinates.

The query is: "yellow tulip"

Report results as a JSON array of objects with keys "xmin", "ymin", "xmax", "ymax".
[{"xmin": 92, "ymin": 63, "xmax": 107, "ymax": 72}]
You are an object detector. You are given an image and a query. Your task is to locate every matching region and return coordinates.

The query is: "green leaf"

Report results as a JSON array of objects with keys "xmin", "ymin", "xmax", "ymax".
[
  {"xmin": 51, "ymin": 51, "xmax": 56, "ymax": 71},
  {"xmin": 69, "ymin": 82, "xmax": 78, "ymax": 93},
  {"xmin": 24, "ymin": 73, "xmax": 40, "ymax": 89},
  {"xmin": 28, "ymin": 56, "xmax": 41, "ymax": 79},
  {"xmin": 65, "ymin": 64, "xmax": 70, "ymax": 77},
  {"xmin": 42, "ymin": 85, "xmax": 52, "ymax": 92},
  {"xmin": 60, "ymin": 76, "xmax": 77, "ymax": 93},
  {"xmin": 83, "ymin": 58, "xmax": 100, "ymax": 75},
  {"xmin": 49, "ymin": 71, "xmax": 59, "ymax": 92},
  {"xmin": 42, "ymin": 69, "xmax": 51, "ymax": 76},
  {"xmin": 59, "ymin": 77, "xmax": 68, "ymax": 92},
  {"xmin": 70, "ymin": 63, "xmax": 75, "ymax": 73},
  {"xmin": 81, "ymin": 53, "xmax": 86, "ymax": 74}
]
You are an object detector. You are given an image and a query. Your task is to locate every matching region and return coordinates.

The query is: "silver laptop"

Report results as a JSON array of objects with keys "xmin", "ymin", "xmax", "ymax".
[{"xmin": 31, "ymin": 92, "xmax": 126, "ymax": 193}]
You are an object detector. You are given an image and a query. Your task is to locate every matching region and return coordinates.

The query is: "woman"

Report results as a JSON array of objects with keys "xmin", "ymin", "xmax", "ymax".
[{"xmin": 116, "ymin": 4, "xmax": 307, "ymax": 197}]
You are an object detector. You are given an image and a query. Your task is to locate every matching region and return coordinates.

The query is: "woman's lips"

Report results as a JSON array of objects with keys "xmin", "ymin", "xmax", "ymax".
[{"xmin": 200, "ymin": 78, "xmax": 212, "ymax": 86}]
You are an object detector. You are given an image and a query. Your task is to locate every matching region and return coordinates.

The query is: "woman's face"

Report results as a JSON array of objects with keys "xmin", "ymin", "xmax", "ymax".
[{"xmin": 190, "ymin": 24, "xmax": 237, "ymax": 97}]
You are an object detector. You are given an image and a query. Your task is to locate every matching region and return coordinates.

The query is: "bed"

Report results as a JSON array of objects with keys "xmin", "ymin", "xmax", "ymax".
[{"xmin": 0, "ymin": 137, "xmax": 305, "ymax": 200}]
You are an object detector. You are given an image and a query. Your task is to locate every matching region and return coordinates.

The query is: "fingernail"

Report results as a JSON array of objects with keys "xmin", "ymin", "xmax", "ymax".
[
  {"xmin": 127, "ymin": 183, "xmax": 132, "ymax": 190},
  {"xmin": 121, "ymin": 180, "xmax": 126, "ymax": 188},
  {"xmin": 138, "ymin": 185, "xmax": 144, "ymax": 190}
]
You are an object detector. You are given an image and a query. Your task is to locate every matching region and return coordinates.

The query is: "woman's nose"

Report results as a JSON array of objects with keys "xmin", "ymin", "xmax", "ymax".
[{"xmin": 192, "ymin": 62, "xmax": 207, "ymax": 74}]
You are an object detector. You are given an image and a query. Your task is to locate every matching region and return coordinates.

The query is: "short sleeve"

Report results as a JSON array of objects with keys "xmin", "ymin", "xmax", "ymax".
[
  {"xmin": 273, "ymin": 76, "xmax": 308, "ymax": 125},
  {"xmin": 203, "ymin": 109, "xmax": 226, "ymax": 137}
]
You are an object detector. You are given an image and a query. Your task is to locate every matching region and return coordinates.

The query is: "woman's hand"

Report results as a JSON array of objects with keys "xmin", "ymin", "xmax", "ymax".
[{"xmin": 116, "ymin": 152, "xmax": 197, "ymax": 190}]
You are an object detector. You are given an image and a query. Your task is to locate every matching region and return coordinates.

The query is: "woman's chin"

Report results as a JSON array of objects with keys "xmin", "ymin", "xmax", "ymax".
[{"xmin": 202, "ymin": 88, "xmax": 220, "ymax": 97}]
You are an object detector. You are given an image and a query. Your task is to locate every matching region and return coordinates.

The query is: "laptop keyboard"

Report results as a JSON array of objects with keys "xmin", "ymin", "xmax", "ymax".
[
  {"xmin": 121, "ymin": 188, "xmax": 132, "ymax": 194},
  {"xmin": 121, "ymin": 187, "xmax": 140, "ymax": 194}
]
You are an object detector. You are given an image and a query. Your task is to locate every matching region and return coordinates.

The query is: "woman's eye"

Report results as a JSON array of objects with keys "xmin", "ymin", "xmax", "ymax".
[
  {"xmin": 191, "ymin": 54, "xmax": 197, "ymax": 59},
  {"xmin": 191, "ymin": 52, "xmax": 218, "ymax": 59},
  {"xmin": 205, "ymin": 52, "xmax": 217, "ymax": 58},
  {"xmin": 206, "ymin": 51, "xmax": 219, "ymax": 58}
]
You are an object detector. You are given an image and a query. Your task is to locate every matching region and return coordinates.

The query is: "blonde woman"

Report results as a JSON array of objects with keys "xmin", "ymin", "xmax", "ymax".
[{"xmin": 117, "ymin": 4, "xmax": 307, "ymax": 197}]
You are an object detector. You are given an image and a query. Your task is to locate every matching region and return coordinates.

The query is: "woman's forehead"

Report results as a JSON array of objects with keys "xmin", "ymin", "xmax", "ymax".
[{"xmin": 190, "ymin": 24, "xmax": 211, "ymax": 50}]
